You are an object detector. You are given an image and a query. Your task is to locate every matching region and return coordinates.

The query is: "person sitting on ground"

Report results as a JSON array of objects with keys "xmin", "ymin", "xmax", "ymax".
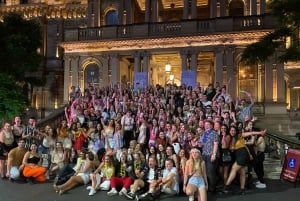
[
  {"xmin": 87, "ymin": 154, "xmax": 115, "ymax": 196},
  {"xmin": 125, "ymin": 155, "xmax": 159, "ymax": 200},
  {"xmin": 138, "ymin": 158, "xmax": 179, "ymax": 200},
  {"xmin": 107, "ymin": 153, "xmax": 133, "ymax": 196},
  {"xmin": 54, "ymin": 151, "xmax": 94, "ymax": 195},
  {"xmin": 22, "ymin": 143, "xmax": 47, "ymax": 183},
  {"xmin": 6, "ymin": 139, "xmax": 27, "ymax": 181}
]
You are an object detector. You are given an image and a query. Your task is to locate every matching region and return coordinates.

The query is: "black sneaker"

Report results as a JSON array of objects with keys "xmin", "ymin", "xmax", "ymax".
[
  {"xmin": 125, "ymin": 192, "xmax": 135, "ymax": 200},
  {"xmin": 221, "ymin": 185, "xmax": 231, "ymax": 194},
  {"xmin": 236, "ymin": 189, "xmax": 245, "ymax": 195}
]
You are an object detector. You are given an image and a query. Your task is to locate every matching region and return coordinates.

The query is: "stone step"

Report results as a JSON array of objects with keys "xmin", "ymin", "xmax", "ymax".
[{"xmin": 264, "ymin": 156, "xmax": 282, "ymax": 180}]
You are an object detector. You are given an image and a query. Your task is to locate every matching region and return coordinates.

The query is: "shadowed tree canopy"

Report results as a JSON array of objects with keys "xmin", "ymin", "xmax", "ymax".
[
  {"xmin": 0, "ymin": 13, "xmax": 43, "ymax": 122},
  {"xmin": 242, "ymin": 0, "xmax": 300, "ymax": 64},
  {"xmin": 0, "ymin": 13, "xmax": 42, "ymax": 81}
]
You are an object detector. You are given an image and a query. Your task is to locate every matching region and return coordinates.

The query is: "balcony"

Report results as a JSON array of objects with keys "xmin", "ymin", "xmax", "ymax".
[{"xmin": 64, "ymin": 14, "xmax": 278, "ymax": 42}]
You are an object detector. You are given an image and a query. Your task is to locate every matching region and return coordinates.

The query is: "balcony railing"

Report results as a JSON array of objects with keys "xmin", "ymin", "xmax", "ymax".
[{"xmin": 65, "ymin": 14, "xmax": 277, "ymax": 42}]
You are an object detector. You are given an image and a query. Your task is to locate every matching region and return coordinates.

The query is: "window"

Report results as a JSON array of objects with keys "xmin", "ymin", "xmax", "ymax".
[
  {"xmin": 106, "ymin": 10, "xmax": 118, "ymax": 25},
  {"xmin": 238, "ymin": 63, "xmax": 258, "ymax": 100}
]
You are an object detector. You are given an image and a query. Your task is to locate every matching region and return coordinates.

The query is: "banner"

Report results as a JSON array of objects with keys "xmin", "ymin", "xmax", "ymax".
[
  {"xmin": 134, "ymin": 72, "xmax": 148, "ymax": 89},
  {"xmin": 181, "ymin": 70, "xmax": 197, "ymax": 88},
  {"xmin": 280, "ymin": 148, "xmax": 300, "ymax": 183}
]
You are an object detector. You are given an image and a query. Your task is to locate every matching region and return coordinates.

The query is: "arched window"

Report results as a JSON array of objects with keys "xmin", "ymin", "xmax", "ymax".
[
  {"xmin": 85, "ymin": 64, "xmax": 99, "ymax": 89},
  {"xmin": 238, "ymin": 63, "xmax": 258, "ymax": 100},
  {"xmin": 106, "ymin": 10, "xmax": 118, "ymax": 25},
  {"xmin": 229, "ymin": 0, "xmax": 244, "ymax": 16}
]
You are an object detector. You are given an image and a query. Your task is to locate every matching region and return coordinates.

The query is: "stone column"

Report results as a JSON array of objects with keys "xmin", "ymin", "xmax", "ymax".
[
  {"xmin": 260, "ymin": 0, "xmax": 266, "ymax": 15},
  {"xmin": 63, "ymin": 56, "xmax": 71, "ymax": 102},
  {"xmin": 226, "ymin": 48, "xmax": 234, "ymax": 96},
  {"xmin": 220, "ymin": 0, "xmax": 226, "ymax": 17},
  {"xmin": 183, "ymin": 0, "xmax": 189, "ymax": 20},
  {"xmin": 180, "ymin": 50, "xmax": 188, "ymax": 70},
  {"xmin": 145, "ymin": 0, "xmax": 150, "ymax": 23},
  {"xmin": 119, "ymin": 0, "xmax": 124, "ymax": 24},
  {"xmin": 125, "ymin": 0, "xmax": 133, "ymax": 24},
  {"xmin": 134, "ymin": 51, "xmax": 141, "ymax": 72},
  {"xmin": 257, "ymin": 64, "xmax": 265, "ymax": 102},
  {"xmin": 210, "ymin": 0, "xmax": 217, "ymax": 18},
  {"xmin": 71, "ymin": 56, "xmax": 79, "ymax": 88},
  {"xmin": 251, "ymin": 0, "xmax": 257, "ymax": 15},
  {"xmin": 190, "ymin": 50, "xmax": 198, "ymax": 71},
  {"xmin": 214, "ymin": 48, "xmax": 223, "ymax": 84},
  {"xmin": 110, "ymin": 53, "xmax": 120, "ymax": 85},
  {"xmin": 264, "ymin": 60, "xmax": 273, "ymax": 102},
  {"xmin": 142, "ymin": 51, "xmax": 149, "ymax": 72},
  {"xmin": 276, "ymin": 62, "xmax": 285, "ymax": 103},
  {"xmin": 151, "ymin": 0, "xmax": 158, "ymax": 22},
  {"xmin": 191, "ymin": 0, "xmax": 197, "ymax": 19}
]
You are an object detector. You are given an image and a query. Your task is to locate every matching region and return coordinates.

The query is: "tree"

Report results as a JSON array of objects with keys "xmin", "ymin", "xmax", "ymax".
[
  {"xmin": 0, "ymin": 73, "xmax": 27, "ymax": 123},
  {"xmin": 242, "ymin": 0, "xmax": 300, "ymax": 64},
  {"xmin": 0, "ymin": 13, "xmax": 42, "ymax": 79},
  {"xmin": 0, "ymin": 13, "xmax": 43, "ymax": 122}
]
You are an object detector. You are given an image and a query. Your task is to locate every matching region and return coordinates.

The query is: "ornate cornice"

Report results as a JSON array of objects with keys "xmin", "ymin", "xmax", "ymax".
[{"xmin": 61, "ymin": 30, "xmax": 272, "ymax": 54}]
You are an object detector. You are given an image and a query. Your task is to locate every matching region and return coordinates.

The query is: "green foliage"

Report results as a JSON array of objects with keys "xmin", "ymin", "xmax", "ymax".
[
  {"xmin": 0, "ymin": 13, "xmax": 42, "ymax": 81},
  {"xmin": 242, "ymin": 0, "xmax": 300, "ymax": 64},
  {"xmin": 0, "ymin": 73, "xmax": 27, "ymax": 123},
  {"xmin": 0, "ymin": 13, "xmax": 43, "ymax": 122}
]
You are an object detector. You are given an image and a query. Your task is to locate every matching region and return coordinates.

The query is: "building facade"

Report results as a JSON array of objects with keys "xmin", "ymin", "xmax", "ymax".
[{"xmin": 1, "ymin": 0, "xmax": 300, "ymax": 117}]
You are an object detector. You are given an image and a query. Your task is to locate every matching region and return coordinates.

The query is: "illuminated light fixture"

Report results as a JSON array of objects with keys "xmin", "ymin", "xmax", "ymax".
[
  {"xmin": 293, "ymin": 86, "xmax": 300, "ymax": 89},
  {"xmin": 165, "ymin": 62, "xmax": 172, "ymax": 73}
]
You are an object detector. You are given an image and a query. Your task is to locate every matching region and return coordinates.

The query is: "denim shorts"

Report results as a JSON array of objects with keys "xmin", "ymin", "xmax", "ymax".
[{"xmin": 188, "ymin": 175, "xmax": 205, "ymax": 188}]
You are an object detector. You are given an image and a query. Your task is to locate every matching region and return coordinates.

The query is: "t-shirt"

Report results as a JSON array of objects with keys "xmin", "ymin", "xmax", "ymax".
[{"xmin": 9, "ymin": 147, "xmax": 27, "ymax": 167}]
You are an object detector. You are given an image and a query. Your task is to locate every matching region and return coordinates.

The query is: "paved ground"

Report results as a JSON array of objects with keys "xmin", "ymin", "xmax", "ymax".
[{"xmin": 0, "ymin": 178, "xmax": 299, "ymax": 201}]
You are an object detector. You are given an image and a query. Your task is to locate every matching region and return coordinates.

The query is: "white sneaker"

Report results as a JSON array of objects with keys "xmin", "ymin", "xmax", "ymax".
[
  {"xmin": 189, "ymin": 195, "xmax": 194, "ymax": 201},
  {"xmin": 256, "ymin": 183, "xmax": 267, "ymax": 189},
  {"xmin": 107, "ymin": 189, "xmax": 118, "ymax": 196},
  {"xmin": 254, "ymin": 181, "xmax": 261, "ymax": 185},
  {"xmin": 86, "ymin": 186, "xmax": 92, "ymax": 190},
  {"xmin": 89, "ymin": 188, "xmax": 97, "ymax": 196}
]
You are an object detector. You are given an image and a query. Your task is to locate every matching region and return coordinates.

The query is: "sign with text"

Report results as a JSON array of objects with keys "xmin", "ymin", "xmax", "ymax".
[
  {"xmin": 181, "ymin": 70, "xmax": 197, "ymax": 88},
  {"xmin": 280, "ymin": 148, "xmax": 300, "ymax": 183},
  {"xmin": 134, "ymin": 72, "xmax": 148, "ymax": 89}
]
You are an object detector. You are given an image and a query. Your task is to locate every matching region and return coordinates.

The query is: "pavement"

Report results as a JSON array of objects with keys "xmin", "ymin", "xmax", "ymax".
[{"xmin": 0, "ymin": 178, "xmax": 299, "ymax": 201}]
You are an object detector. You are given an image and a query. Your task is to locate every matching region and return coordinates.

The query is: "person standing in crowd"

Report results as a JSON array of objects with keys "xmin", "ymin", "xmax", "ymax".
[
  {"xmin": 0, "ymin": 122, "xmax": 15, "ymax": 179},
  {"xmin": 254, "ymin": 131, "xmax": 267, "ymax": 189},
  {"xmin": 12, "ymin": 116, "xmax": 24, "ymax": 147},
  {"xmin": 121, "ymin": 110, "xmax": 135, "ymax": 148},
  {"xmin": 201, "ymin": 120, "xmax": 219, "ymax": 194},
  {"xmin": 22, "ymin": 117, "xmax": 37, "ymax": 150},
  {"xmin": 222, "ymin": 126, "xmax": 266, "ymax": 195},
  {"xmin": 235, "ymin": 91, "xmax": 254, "ymax": 125},
  {"xmin": 6, "ymin": 139, "xmax": 27, "ymax": 181}
]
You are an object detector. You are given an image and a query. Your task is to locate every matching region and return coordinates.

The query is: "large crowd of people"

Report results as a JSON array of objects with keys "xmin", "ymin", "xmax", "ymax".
[{"xmin": 0, "ymin": 82, "xmax": 267, "ymax": 201}]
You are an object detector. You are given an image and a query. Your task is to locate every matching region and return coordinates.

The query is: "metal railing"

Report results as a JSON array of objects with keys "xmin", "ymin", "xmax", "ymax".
[
  {"xmin": 255, "ymin": 122, "xmax": 300, "ymax": 164},
  {"xmin": 35, "ymin": 106, "xmax": 66, "ymax": 129}
]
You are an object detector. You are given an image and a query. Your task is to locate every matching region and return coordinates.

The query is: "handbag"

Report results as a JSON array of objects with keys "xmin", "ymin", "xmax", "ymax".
[{"xmin": 222, "ymin": 149, "xmax": 232, "ymax": 163}]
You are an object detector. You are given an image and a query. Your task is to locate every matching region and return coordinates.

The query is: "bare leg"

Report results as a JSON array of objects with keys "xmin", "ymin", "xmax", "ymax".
[{"xmin": 225, "ymin": 162, "xmax": 242, "ymax": 186}]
